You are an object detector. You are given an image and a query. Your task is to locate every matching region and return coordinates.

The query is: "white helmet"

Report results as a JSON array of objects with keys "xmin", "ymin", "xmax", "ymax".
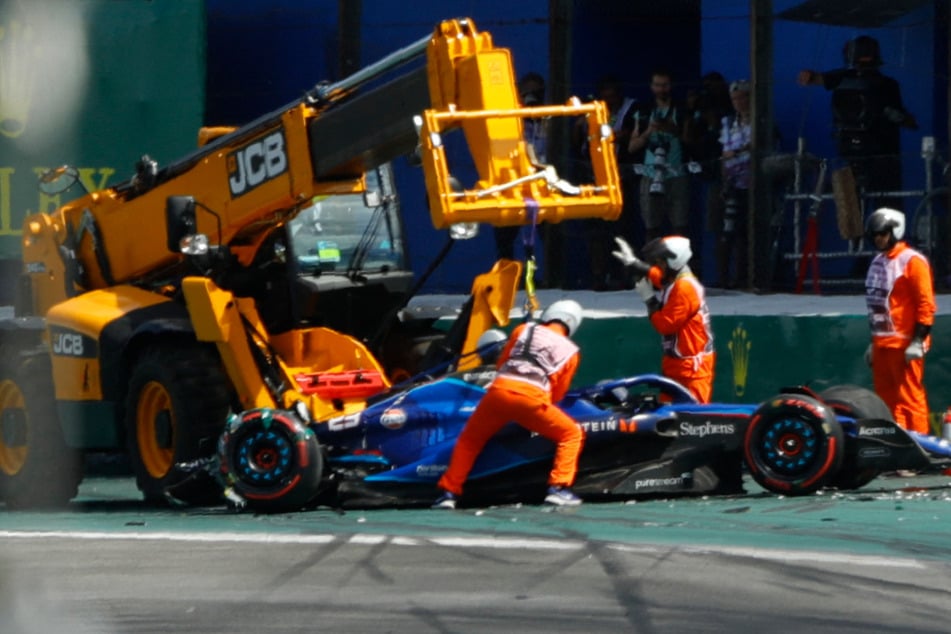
[
  {"xmin": 642, "ymin": 236, "xmax": 692, "ymax": 271},
  {"xmin": 540, "ymin": 299, "xmax": 583, "ymax": 336},
  {"xmin": 475, "ymin": 328, "xmax": 508, "ymax": 363},
  {"xmin": 866, "ymin": 207, "xmax": 905, "ymax": 242}
]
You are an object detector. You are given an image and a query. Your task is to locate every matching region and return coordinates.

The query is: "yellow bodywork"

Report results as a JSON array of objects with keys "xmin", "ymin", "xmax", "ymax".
[
  {"xmin": 456, "ymin": 258, "xmax": 521, "ymax": 371},
  {"xmin": 21, "ymin": 17, "xmax": 619, "ymax": 320},
  {"xmin": 44, "ymin": 285, "xmax": 171, "ymax": 401},
  {"xmin": 16, "ymin": 17, "xmax": 622, "ymax": 447},
  {"xmin": 421, "ymin": 18, "xmax": 622, "ymax": 229},
  {"xmin": 182, "ymin": 277, "xmax": 390, "ymax": 421}
]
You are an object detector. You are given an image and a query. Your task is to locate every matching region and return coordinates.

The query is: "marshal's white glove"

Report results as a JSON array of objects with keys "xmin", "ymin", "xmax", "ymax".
[
  {"xmin": 905, "ymin": 339, "xmax": 925, "ymax": 362},
  {"xmin": 634, "ymin": 276, "xmax": 655, "ymax": 302},
  {"xmin": 611, "ymin": 236, "xmax": 650, "ymax": 276},
  {"xmin": 864, "ymin": 344, "xmax": 872, "ymax": 367}
]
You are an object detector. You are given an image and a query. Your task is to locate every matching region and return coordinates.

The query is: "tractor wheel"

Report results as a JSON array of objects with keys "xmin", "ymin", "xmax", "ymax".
[
  {"xmin": 743, "ymin": 393, "xmax": 844, "ymax": 496},
  {"xmin": 124, "ymin": 344, "xmax": 230, "ymax": 503},
  {"xmin": 217, "ymin": 408, "xmax": 324, "ymax": 512},
  {"xmin": 820, "ymin": 384, "xmax": 893, "ymax": 490},
  {"xmin": 0, "ymin": 353, "xmax": 82, "ymax": 508}
]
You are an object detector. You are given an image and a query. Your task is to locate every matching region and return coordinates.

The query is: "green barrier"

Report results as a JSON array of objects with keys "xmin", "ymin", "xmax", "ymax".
[
  {"xmin": 0, "ymin": 1, "xmax": 205, "ymax": 258},
  {"xmin": 572, "ymin": 314, "xmax": 951, "ymax": 433}
]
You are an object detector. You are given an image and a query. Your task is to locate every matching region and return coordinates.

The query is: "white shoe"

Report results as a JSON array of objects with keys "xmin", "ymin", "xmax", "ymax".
[{"xmin": 544, "ymin": 486, "xmax": 582, "ymax": 506}]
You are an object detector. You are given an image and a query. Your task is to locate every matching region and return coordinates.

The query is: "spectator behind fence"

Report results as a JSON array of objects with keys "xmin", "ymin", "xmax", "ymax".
[
  {"xmin": 715, "ymin": 79, "xmax": 752, "ymax": 289},
  {"xmin": 798, "ymin": 35, "xmax": 917, "ymax": 210},
  {"xmin": 628, "ymin": 68, "xmax": 690, "ymax": 243},
  {"xmin": 685, "ymin": 71, "xmax": 733, "ymax": 281},
  {"xmin": 572, "ymin": 75, "xmax": 639, "ymax": 290}
]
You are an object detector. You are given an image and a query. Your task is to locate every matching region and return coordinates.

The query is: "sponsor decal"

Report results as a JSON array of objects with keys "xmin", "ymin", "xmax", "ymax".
[
  {"xmin": 858, "ymin": 426, "xmax": 897, "ymax": 437},
  {"xmin": 326, "ymin": 413, "xmax": 360, "ymax": 432},
  {"xmin": 380, "ymin": 408, "xmax": 407, "ymax": 430},
  {"xmin": 415, "ymin": 464, "xmax": 447, "ymax": 477},
  {"xmin": 779, "ymin": 397, "xmax": 824, "ymax": 420},
  {"xmin": 679, "ymin": 420, "xmax": 736, "ymax": 438},
  {"xmin": 227, "ymin": 129, "xmax": 288, "ymax": 197},
  {"xmin": 461, "ymin": 370, "xmax": 496, "ymax": 384},
  {"xmin": 49, "ymin": 326, "xmax": 97, "ymax": 358},
  {"xmin": 24, "ymin": 261, "xmax": 45, "ymax": 273},
  {"xmin": 578, "ymin": 419, "xmax": 618, "ymax": 434},
  {"xmin": 858, "ymin": 447, "xmax": 890, "ymax": 458},
  {"xmin": 634, "ymin": 473, "xmax": 691, "ymax": 490}
]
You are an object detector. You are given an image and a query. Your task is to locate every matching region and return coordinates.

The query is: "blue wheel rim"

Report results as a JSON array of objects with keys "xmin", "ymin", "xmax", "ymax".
[
  {"xmin": 755, "ymin": 416, "xmax": 820, "ymax": 476},
  {"xmin": 235, "ymin": 427, "xmax": 294, "ymax": 485}
]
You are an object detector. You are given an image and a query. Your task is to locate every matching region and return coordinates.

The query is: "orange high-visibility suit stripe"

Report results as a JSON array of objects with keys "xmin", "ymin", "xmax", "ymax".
[
  {"xmin": 866, "ymin": 242, "xmax": 936, "ymax": 433},
  {"xmin": 648, "ymin": 268, "xmax": 716, "ymax": 403},
  {"xmin": 438, "ymin": 322, "xmax": 583, "ymax": 495}
]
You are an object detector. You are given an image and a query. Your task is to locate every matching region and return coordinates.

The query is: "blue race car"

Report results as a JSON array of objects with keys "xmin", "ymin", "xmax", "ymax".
[{"xmin": 200, "ymin": 369, "xmax": 951, "ymax": 512}]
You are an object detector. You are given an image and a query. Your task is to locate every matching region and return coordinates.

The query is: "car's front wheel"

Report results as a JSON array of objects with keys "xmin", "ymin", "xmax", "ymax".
[
  {"xmin": 744, "ymin": 393, "xmax": 843, "ymax": 495},
  {"xmin": 217, "ymin": 408, "xmax": 324, "ymax": 512}
]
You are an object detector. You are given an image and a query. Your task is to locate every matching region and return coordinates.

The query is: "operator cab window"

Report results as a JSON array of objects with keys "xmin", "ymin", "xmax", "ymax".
[{"xmin": 288, "ymin": 168, "xmax": 405, "ymax": 273}]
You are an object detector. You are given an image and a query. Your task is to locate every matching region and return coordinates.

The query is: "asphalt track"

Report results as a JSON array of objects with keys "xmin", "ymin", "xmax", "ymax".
[{"xmin": 3, "ymin": 473, "xmax": 951, "ymax": 633}]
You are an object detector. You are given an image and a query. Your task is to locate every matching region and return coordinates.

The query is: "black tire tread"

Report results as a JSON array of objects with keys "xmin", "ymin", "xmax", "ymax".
[
  {"xmin": 0, "ymin": 353, "xmax": 83, "ymax": 508},
  {"xmin": 743, "ymin": 393, "xmax": 844, "ymax": 496},
  {"xmin": 820, "ymin": 384, "xmax": 892, "ymax": 490},
  {"xmin": 124, "ymin": 343, "xmax": 231, "ymax": 502}
]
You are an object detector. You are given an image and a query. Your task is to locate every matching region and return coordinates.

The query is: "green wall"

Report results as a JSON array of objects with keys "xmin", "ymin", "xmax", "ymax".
[{"xmin": 0, "ymin": 0, "xmax": 206, "ymax": 258}]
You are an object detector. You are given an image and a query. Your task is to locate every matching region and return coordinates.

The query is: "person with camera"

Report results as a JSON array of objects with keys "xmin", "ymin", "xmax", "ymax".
[
  {"xmin": 612, "ymin": 235, "xmax": 715, "ymax": 403},
  {"xmin": 684, "ymin": 71, "xmax": 733, "ymax": 282},
  {"xmin": 628, "ymin": 68, "xmax": 690, "ymax": 243},
  {"xmin": 715, "ymin": 79, "xmax": 753, "ymax": 289},
  {"xmin": 864, "ymin": 207, "xmax": 935, "ymax": 435},
  {"xmin": 798, "ymin": 35, "xmax": 917, "ymax": 209}
]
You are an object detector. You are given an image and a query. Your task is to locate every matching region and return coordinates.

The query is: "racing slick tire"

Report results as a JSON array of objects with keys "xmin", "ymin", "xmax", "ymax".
[
  {"xmin": 820, "ymin": 384, "xmax": 893, "ymax": 490},
  {"xmin": 124, "ymin": 344, "xmax": 231, "ymax": 504},
  {"xmin": 0, "ymin": 353, "xmax": 82, "ymax": 508},
  {"xmin": 743, "ymin": 393, "xmax": 844, "ymax": 496},
  {"xmin": 217, "ymin": 408, "xmax": 324, "ymax": 512}
]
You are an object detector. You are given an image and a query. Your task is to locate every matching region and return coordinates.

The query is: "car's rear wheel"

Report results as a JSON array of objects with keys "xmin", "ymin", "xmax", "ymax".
[
  {"xmin": 820, "ymin": 384, "xmax": 893, "ymax": 490},
  {"xmin": 744, "ymin": 393, "xmax": 844, "ymax": 495},
  {"xmin": 218, "ymin": 408, "xmax": 324, "ymax": 512}
]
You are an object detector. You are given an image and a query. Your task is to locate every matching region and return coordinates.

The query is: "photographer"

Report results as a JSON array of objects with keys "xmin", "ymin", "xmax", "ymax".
[
  {"xmin": 716, "ymin": 80, "xmax": 752, "ymax": 289},
  {"xmin": 798, "ymin": 35, "xmax": 917, "ymax": 209},
  {"xmin": 629, "ymin": 68, "xmax": 690, "ymax": 242}
]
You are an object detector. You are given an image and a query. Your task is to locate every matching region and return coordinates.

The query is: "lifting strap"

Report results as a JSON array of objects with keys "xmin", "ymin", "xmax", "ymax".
[{"xmin": 522, "ymin": 198, "xmax": 540, "ymax": 316}]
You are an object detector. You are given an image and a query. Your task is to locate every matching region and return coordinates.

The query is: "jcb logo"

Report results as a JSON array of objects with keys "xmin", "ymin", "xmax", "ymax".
[
  {"xmin": 53, "ymin": 333, "xmax": 82, "ymax": 356},
  {"xmin": 49, "ymin": 328, "xmax": 96, "ymax": 359},
  {"xmin": 227, "ymin": 130, "xmax": 288, "ymax": 197}
]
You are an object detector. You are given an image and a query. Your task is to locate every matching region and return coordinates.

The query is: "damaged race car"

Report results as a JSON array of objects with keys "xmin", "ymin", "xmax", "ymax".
[{"xmin": 177, "ymin": 368, "xmax": 951, "ymax": 512}]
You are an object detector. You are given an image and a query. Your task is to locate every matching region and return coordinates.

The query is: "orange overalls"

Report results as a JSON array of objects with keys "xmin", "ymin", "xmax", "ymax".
[
  {"xmin": 866, "ymin": 242, "xmax": 936, "ymax": 433},
  {"xmin": 438, "ymin": 322, "xmax": 583, "ymax": 495},
  {"xmin": 648, "ymin": 268, "xmax": 716, "ymax": 403}
]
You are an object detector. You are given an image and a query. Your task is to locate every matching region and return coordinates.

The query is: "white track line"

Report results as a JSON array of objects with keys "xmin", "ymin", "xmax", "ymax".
[{"xmin": 0, "ymin": 530, "xmax": 925, "ymax": 568}]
